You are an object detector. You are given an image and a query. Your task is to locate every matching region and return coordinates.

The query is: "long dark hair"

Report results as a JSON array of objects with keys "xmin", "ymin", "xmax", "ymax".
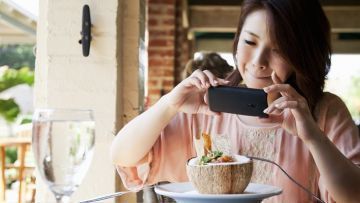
[{"xmin": 228, "ymin": 0, "xmax": 331, "ymax": 116}]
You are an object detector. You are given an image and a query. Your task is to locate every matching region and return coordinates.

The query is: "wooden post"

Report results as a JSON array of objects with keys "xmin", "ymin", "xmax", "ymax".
[{"xmin": 0, "ymin": 147, "xmax": 6, "ymax": 201}]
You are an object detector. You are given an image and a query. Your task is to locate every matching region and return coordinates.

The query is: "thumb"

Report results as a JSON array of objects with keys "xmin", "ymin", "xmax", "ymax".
[
  {"xmin": 204, "ymin": 91, "xmax": 209, "ymax": 105},
  {"xmin": 200, "ymin": 92, "xmax": 220, "ymax": 116},
  {"xmin": 268, "ymin": 71, "xmax": 283, "ymax": 104}
]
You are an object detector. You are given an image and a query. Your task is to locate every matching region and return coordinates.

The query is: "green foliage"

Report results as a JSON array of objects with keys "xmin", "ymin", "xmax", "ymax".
[
  {"xmin": 20, "ymin": 117, "xmax": 32, "ymax": 124},
  {"xmin": 0, "ymin": 67, "xmax": 34, "ymax": 92},
  {"xmin": 0, "ymin": 45, "xmax": 35, "ymax": 187},
  {"xmin": 5, "ymin": 147, "xmax": 17, "ymax": 164},
  {"xmin": 0, "ymin": 67, "xmax": 34, "ymax": 122},
  {"xmin": 0, "ymin": 45, "xmax": 35, "ymax": 70},
  {"xmin": 0, "ymin": 99, "xmax": 20, "ymax": 123}
]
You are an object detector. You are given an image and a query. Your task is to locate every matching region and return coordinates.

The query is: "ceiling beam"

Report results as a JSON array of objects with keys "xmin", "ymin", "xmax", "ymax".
[
  {"xmin": 189, "ymin": 6, "xmax": 360, "ymax": 34},
  {"xmin": 0, "ymin": 1, "xmax": 36, "ymax": 38},
  {"xmin": 189, "ymin": 6, "xmax": 239, "ymax": 33},
  {"xmin": 326, "ymin": 7, "xmax": 360, "ymax": 33},
  {"xmin": 0, "ymin": 34, "xmax": 35, "ymax": 44},
  {"xmin": 188, "ymin": 0, "xmax": 360, "ymax": 6}
]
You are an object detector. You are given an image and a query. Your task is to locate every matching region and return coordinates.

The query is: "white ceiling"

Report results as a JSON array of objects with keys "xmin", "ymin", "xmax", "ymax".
[{"xmin": 0, "ymin": 0, "xmax": 37, "ymax": 44}]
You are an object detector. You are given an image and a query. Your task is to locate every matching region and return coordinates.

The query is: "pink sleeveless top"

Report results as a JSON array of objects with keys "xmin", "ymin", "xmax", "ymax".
[{"xmin": 116, "ymin": 93, "xmax": 360, "ymax": 203}]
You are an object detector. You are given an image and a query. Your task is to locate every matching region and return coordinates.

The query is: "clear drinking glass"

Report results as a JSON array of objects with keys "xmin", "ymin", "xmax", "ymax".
[{"xmin": 32, "ymin": 108, "xmax": 95, "ymax": 203}]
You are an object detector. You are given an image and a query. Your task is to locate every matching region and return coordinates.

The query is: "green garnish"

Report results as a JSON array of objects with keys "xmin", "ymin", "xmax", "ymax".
[{"xmin": 199, "ymin": 150, "xmax": 223, "ymax": 165}]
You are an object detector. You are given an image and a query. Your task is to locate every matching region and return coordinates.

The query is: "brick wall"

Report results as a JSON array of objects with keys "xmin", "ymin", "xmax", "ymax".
[
  {"xmin": 174, "ymin": 0, "xmax": 191, "ymax": 85},
  {"xmin": 147, "ymin": 0, "xmax": 191, "ymax": 106},
  {"xmin": 147, "ymin": 0, "xmax": 176, "ymax": 105}
]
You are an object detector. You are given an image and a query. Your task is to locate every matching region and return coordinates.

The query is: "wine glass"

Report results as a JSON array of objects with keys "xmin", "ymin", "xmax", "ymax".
[{"xmin": 32, "ymin": 108, "xmax": 95, "ymax": 203}]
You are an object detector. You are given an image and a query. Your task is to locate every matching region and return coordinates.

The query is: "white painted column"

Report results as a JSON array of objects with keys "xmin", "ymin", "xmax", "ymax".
[{"xmin": 34, "ymin": 0, "xmax": 143, "ymax": 202}]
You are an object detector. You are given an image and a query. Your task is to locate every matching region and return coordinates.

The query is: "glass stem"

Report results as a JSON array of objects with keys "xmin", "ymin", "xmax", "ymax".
[{"xmin": 55, "ymin": 195, "xmax": 70, "ymax": 203}]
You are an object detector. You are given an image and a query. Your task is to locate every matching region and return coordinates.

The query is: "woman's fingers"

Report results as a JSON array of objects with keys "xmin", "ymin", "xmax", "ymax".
[
  {"xmin": 264, "ymin": 96, "xmax": 288, "ymax": 114},
  {"xmin": 203, "ymin": 91, "xmax": 209, "ymax": 104},
  {"xmin": 266, "ymin": 108, "xmax": 283, "ymax": 116},
  {"xmin": 259, "ymin": 114, "xmax": 283, "ymax": 123},
  {"xmin": 264, "ymin": 74, "xmax": 309, "ymax": 116},
  {"xmin": 271, "ymin": 71, "xmax": 282, "ymax": 84},
  {"xmin": 264, "ymin": 96, "xmax": 299, "ymax": 114},
  {"xmin": 264, "ymin": 83, "xmax": 301, "ymax": 98},
  {"xmin": 203, "ymin": 70, "xmax": 218, "ymax": 86},
  {"xmin": 187, "ymin": 69, "xmax": 229, "ymax": 89},
  {"xmin": 191, "ymin": 69, "xmax": 210, "ymax": 88},
  {"xmin": 202, "ymin": 70, "xmax": 230, "ymax": 86},
  {"xmin": 270, "ymin": 72, "xmax": 285, "ymax": 98},
  {"xmin": 184, "ymin": 76, "xmax": 203, "ymax": 90},
  {"xmin": 264, "ymin": 71, "xmax": 299, "ymax": 97},
  {"xmin": 265, "ymin": 100, "xmax": 299, "ymax": 114},
  {"xmin": 217, "ymin": 78, "xmax": 230, "ymax": 85},
  {"xmin": 274, "ymin": 100, "xmax": 299, "ymax": 110}
]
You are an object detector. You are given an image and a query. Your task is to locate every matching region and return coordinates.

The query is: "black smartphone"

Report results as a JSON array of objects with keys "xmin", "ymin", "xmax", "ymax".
[{"xmin": 208, "ymin": 86, "xmax": 268, "ymax": 117}]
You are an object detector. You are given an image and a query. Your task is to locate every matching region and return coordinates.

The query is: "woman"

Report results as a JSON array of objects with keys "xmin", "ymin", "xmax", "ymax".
[{"xmin": 111, "ymin": 0, "xmax": 360, "ymax": 202}]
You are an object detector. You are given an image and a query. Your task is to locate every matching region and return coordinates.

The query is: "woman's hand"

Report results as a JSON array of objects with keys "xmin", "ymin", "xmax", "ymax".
[
  {"xmin": 164, "ymin": 69, "xmax": 229, "ymax": 115},
  {"xmin": 262, "ymin": 73, "xmax": 321, "ymax": 143}
]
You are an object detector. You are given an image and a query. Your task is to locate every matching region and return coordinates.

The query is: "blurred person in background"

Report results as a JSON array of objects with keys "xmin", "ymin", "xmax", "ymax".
[{"xmin": 181, "ymin": 52, "xmax": 234, "ymax": 80}]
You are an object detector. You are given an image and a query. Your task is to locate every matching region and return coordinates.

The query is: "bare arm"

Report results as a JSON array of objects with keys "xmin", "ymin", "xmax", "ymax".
[
  {"xmin": 305, "ymin": 129, "xmax": 360, "ymax": 203},
  {"xmin": 110, "ymin": 70, "xmax": 227, "ymax": 167},
  {"xmin": 265, "ymin": 82, "xmax": 360, "ymax": 202},
  {"xmin": 110, "ymin": 95, "xmax": 177, "ymax": 167}
]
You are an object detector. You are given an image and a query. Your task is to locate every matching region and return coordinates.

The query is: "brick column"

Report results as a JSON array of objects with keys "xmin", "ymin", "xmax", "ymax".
[
  {"xmin": 147, "ymin": 0, "xmax": 175, "ymax": 105},
  {"xmin": 174, "ymin": 0, "xmax": 191, "ymax": 85}
]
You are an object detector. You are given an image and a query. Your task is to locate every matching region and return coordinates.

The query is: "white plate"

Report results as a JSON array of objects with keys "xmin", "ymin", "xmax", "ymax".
[{"xmin": 155, "ymin": 182, "xmax": 282, "ymax": 203}]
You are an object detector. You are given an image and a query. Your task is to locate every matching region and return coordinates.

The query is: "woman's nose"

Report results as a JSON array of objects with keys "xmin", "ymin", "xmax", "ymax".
[{"xmin": 252, "ymin": 48, "xmax": 269, "ymax": 70}]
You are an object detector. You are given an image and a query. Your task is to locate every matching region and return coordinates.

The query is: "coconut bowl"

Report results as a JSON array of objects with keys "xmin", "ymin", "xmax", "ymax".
[{"xmin": 186, "ymin": 155, "xmax": 253, "ymax": 194}]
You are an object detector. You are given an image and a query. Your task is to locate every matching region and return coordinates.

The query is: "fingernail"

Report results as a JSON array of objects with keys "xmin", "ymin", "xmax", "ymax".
[
  {"xmin": 263, "ymin": 108, "xmax": 269, "ymax": 113},
  {"xmin": 275, "ymin": 104, "xmax": 280, "ymax": 108},
  {"xmin": 263, "ymin": 87, "xmax": 270, "ymax": 92},
  {"xmin": 224, "ymin": 80, "xmax": 230, "ymax": 83},
  {"xmin": 213, "ymin": 80, "xmax": 218, "ymax": 84}
]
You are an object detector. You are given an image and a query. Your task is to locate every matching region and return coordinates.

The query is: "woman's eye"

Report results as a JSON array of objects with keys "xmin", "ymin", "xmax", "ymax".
[{"xmin": 244, "ymin": 40, "xmax": 256, "ymax": 45}]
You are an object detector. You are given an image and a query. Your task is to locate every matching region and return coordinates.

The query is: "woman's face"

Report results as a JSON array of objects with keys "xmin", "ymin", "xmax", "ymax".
[{"xmin": 236, "ymin": 9, "xmax": 293, "ymax": 89}]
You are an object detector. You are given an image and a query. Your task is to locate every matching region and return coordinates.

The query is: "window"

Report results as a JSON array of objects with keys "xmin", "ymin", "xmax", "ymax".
[{"xmin": 325, "ymin": 54, "xmax": 360, "ymax": 124}]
